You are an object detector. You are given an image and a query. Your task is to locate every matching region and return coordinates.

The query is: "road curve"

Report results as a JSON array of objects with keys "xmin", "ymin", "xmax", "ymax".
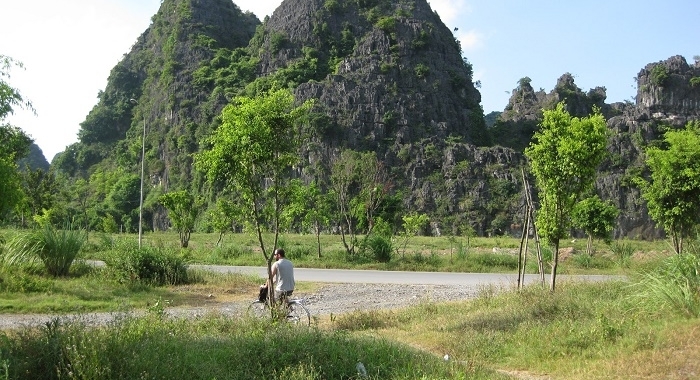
[{"xmin": 192, "ymin": 264, "xmax": 623, "ymax": 287}]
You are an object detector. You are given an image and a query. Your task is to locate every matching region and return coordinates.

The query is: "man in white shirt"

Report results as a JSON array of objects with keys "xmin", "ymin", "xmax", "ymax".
[{"xmin": 268, "ymin": 248, "xmax": 295, "ymax": 301}]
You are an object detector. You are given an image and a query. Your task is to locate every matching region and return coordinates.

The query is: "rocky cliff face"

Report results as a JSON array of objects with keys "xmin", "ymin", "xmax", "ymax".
[
  {"xmin": 260, "ymin": 0, "xmax": 488, "ymax": 152},
  {"xmin": 601, "ymin": 55, "xmax": 700, "ymax": 238},
  {"xmin": 252, "ymin": 0, "xmax": 521, "ymax": 236},
  {"xmin": 493, "ymin": 55, "xmax": 700, "ymax": 239}
]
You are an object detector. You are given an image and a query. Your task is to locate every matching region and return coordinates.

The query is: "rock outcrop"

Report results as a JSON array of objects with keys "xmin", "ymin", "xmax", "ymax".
[{"xmin": 492, "ymin": 55, "xmax": 700, "ymax": 239}]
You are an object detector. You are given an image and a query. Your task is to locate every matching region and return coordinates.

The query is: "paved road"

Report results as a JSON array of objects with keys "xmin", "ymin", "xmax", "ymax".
[{"xmin": 192, "ymin": 264, "xmax": 623, "ymax": 287}]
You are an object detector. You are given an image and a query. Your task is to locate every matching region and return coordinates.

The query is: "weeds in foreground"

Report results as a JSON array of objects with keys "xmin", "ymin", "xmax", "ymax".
[
  {"xmin": 0, "ymin": 314, "xmax": 500, "ymax": 380},
  {"xmin": 631, "ymin": 252, "xmax": 700, "ymax": 317},
  {"xmin": 371, "ymin": 280, "xmax": 700, "ymax": 379}
]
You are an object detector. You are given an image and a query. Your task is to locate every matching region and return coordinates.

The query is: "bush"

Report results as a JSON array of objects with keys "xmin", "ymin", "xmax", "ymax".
[
  {"xmin": 105, "ymin": 243, "xmax": 188, "ymax": 286},
  {"xmin": 367, "ymin": 234, "xmax": 393, "ymax": 263},
  {"xmin": 611, "ymin": 241, "xmax": 634, "ymax": 268},
  {"xmin": 632, "ymin": 253, "xmax": 700, "ymax": 317},
  {"xmin": 3, "ymin": 226, "xmax": 86, "ymax": 277},
  {"xmin": 649, "ymin": 65, "xmax": 669, "ymax": 87}
]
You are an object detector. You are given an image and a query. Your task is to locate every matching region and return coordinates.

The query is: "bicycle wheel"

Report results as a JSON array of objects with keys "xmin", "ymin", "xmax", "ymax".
[
  {"xmin": 286, "ymin": 300, "xmax": 311, "ymax": 326},
  {"xmin": 247, "ymin": 300, "xmax": 268, "ymax": 319}
]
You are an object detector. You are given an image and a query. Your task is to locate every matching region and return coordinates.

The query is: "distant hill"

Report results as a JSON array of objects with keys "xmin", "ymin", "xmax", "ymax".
[{"xmin": 18, "ymin": 143, "xmax": 49, "ymax": 171}]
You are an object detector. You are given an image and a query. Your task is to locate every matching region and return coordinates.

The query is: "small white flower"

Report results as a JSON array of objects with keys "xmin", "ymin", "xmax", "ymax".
[{"xmin": 443, "ymin": 354, "xmax": 449, "ymax": 361}]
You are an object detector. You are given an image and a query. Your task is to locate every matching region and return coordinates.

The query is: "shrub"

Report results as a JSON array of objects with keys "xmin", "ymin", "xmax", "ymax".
[
  {"xmin": 0, "ymin": 267, "xmax": 52, "ymax": 292},
  {"xmin": 3, "ymin": 226, "xmax": 86, "ymax": 277},
  {"xmin": 414, "ymin": 63, "xmax": 430, "ymax": 78},
  {"xmin": 324, "ymin": 0, "xmax": 340, "ymax": 11},
  {"xmin": 105, "ymin": 243, "xmax": 188, "ymax": 286},
  {"xmin": 375, "ymin": 16, "xmax": 396, "ymax": 33},
  {"xmin": 611, "ymin": 241, "xmax": 634, "ymax": 268},
  {"xmin": 366, "ymin": 234, "xmax": 393, "ymax": 263},
  {"xmin": 632, "ymin": 253, "xmax": 700, "ymax": 317},
  {"xmin": 649, "ymin": 65, "xmax": 669, "ymax": 87}
]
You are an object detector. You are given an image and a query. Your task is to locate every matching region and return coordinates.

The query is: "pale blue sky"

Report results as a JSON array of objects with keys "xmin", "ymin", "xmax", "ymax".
[{"xmin": 1, "ymin": 0, "xmax": 697, "ymax": 160}]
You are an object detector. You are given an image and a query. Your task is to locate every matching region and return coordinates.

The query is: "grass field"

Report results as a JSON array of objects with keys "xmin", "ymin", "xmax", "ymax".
[{"xmin": 0, "ymin": 229, "xmax": 696, "ymax": 379}]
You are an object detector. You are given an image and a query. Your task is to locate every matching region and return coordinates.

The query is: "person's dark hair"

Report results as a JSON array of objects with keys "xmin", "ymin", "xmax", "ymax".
[{"xmin": 274, "ymin": 248, "xmax": 285, "ymax": 257}]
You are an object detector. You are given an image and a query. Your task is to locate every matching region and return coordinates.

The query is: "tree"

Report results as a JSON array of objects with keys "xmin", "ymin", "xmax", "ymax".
[
  {"xmin": 635, "ymin": 121, "xmax": 700, "ymax": 254},
  {"xmin": 158, "ymin": 190, "xmax": 202, "ymax": 248},
  {"xmin": 195, "ymin": 88, "xmax": 313, "ymax": 296},
  {"xmin": 20, "ymin": 168, "xmax": 59, "ymax": 222},
  {"xmin": 330, "ymin": 150, "xmax": 392, "ymax": 257},
  {"xmin": 397, "ymin": 212, "xmax": 429, "ymax": 258},
  {"xmin": 571, "ymin": 195, "xmax": 619, "ymax": 256},
  {"xmin": 283, "ymin": 180, "xmax": 332, "ymax": 258},
  {"xmin": 0, "ymin": 55, "xmax": 34, "ymax": 121},
  {"xmin": 1, "ymin": 55, "xmax": 34, "ymax": 220},
  {"xmin": 207, "ymin": 198, "xmax": 238, "ymax": 246},
  {"xmin": 524, "ymin": 102, "xmax": 607, "ymax": 291},
  {"xmin": 106, "ymin": 174, "xmax": 140, "ymax": 232}
]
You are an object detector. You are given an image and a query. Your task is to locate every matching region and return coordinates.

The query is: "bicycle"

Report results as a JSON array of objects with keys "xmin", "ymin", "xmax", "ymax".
[{"xmin": 247, "ymin": 297, "xmax": 311, "ymax": 326}]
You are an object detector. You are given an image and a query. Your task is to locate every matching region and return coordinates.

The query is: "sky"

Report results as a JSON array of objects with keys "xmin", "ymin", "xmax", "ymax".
[{"xmin": 1, "ymin": 0, "xmax": 698, "ymax": 161}]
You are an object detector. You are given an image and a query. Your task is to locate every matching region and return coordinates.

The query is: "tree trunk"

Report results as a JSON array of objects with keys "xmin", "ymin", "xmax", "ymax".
[
  {"xmin": 315, "ymin": 224, "xmax": 322, "ymax": 258},
  {"xmin": 550, "ymin": 240, "xmax": 559, "ymax": 292}
]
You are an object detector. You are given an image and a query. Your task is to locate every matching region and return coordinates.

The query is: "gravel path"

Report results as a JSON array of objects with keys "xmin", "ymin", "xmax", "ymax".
[{"xmin": 0, "ymin": 283, "xmax": 487, "ymax": 330}]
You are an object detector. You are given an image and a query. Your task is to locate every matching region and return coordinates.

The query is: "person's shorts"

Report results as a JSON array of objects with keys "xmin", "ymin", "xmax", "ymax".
[{"xmin": 275, "ymin": 290, "xmax": 293, "ymax": 302}]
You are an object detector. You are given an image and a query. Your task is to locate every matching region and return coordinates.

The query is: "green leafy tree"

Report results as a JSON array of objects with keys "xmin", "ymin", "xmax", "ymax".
[
  {"xmin": 283, "ymin": 180, "xmax": 332, "ymax": 258},
  {"xmin": 20, "ymin": 168, "xmax": 59, "ymax": 222},
  {"xmin": 106, "ymin": 174, "xmax": 140, "ymax": 232},
  {"xmin": 208, "ymin": 198, "xmax": 239, "ymax": 246},
  {"xmin": 0, "ymin": 55, "xmax": 34, "ymax": 220},
  {"xmin": 331, "ymin": 150, "xmax": 392, "ymax": 257},
  {"xmin": 158, "ymin": 190, "xmax": 202, "ymax": 248},
  {"xmin": 635, "ymin": 121, "xmax": 700, "ymax": 254},
  {"xmin": 303, "ymin": 182, "xmax": 333, "ymax": 258},
  {"xmin": 195, "ymin": 89, "xmax": 313, "ymax": 288},
  {"xmin": 524, "ymin": 102, "xmax": 607, "ymax": 291},
  {"xmin": 571, "ymin": 195, "xmax": 619, "ymax": 256},
  {"xmin": 397, "ymin": 212, "xmax": 429, "ymax": 258}
]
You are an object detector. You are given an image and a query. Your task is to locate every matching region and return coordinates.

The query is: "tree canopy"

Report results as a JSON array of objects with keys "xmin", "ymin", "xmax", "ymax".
[
  {"xmin": 1, "ymin": 55, "xmax": 34, "ymax": 219},
  {"xmin": 636, "ymin": 121, "xmax": 700, "ymax": 254},
  {"xmin": 195, "ymin": 88, "xmax": 313, "ymax": 262},
  {"xmin": 571, "ymin": 195, "xmax": 619, "ymax": 255},
  {"xmin": 524, "ymin": 102, "xmax": 608, "ymax": 291}
]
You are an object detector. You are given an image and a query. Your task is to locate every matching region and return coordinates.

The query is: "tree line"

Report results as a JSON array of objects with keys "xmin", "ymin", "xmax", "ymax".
[{"xmin": 3, "ymin": 54, "xmax": 700, "ymax": 291}]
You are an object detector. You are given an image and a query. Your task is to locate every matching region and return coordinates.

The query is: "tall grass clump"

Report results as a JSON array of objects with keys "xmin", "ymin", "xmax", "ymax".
[
  {"xmin": 611, "ymin": 241, "xmax": 635, "ymax": 268},
  {"xmin": 2, "ymin": 226, "xmax": 86, "ymax": 277},
  {"xmin": 0, "ymin": 314, "xmax": 496, "ymax": 380},
  {"xmin": 631, "ymin": 252, "xmax": 700, "ymax": 317},
  {"xmin": 104, "ymin": 241, "xmax": 188, "ymax": 286}
]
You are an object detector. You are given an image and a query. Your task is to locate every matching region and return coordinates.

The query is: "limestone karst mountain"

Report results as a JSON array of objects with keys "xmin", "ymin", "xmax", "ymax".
[{"xmin": 50, "ymin": 0, "xmax": 700, "ymax": 239}]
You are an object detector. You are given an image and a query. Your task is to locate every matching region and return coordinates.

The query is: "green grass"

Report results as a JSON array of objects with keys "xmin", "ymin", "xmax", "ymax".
[
  {"xmin": 1, "ymin": 230, "xmax": 695, "ymax": 378},
  {"xmin": 0, "ymin": 313, "xmax": 505, "ymax": 380},
  {"xmin": 2, "ymin": 279, "xmax": 698, "ymax": 379},
  {"xmin": 336, "ymin": 280, "xmax": 700, "ymax": 379},
  {"xmin": 0, "ymin": 264, "xmax": 260, "ymax": 314},
  {"xmin": 83, "ymin": 231, "xmax": 672, "ymax": 275}
]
